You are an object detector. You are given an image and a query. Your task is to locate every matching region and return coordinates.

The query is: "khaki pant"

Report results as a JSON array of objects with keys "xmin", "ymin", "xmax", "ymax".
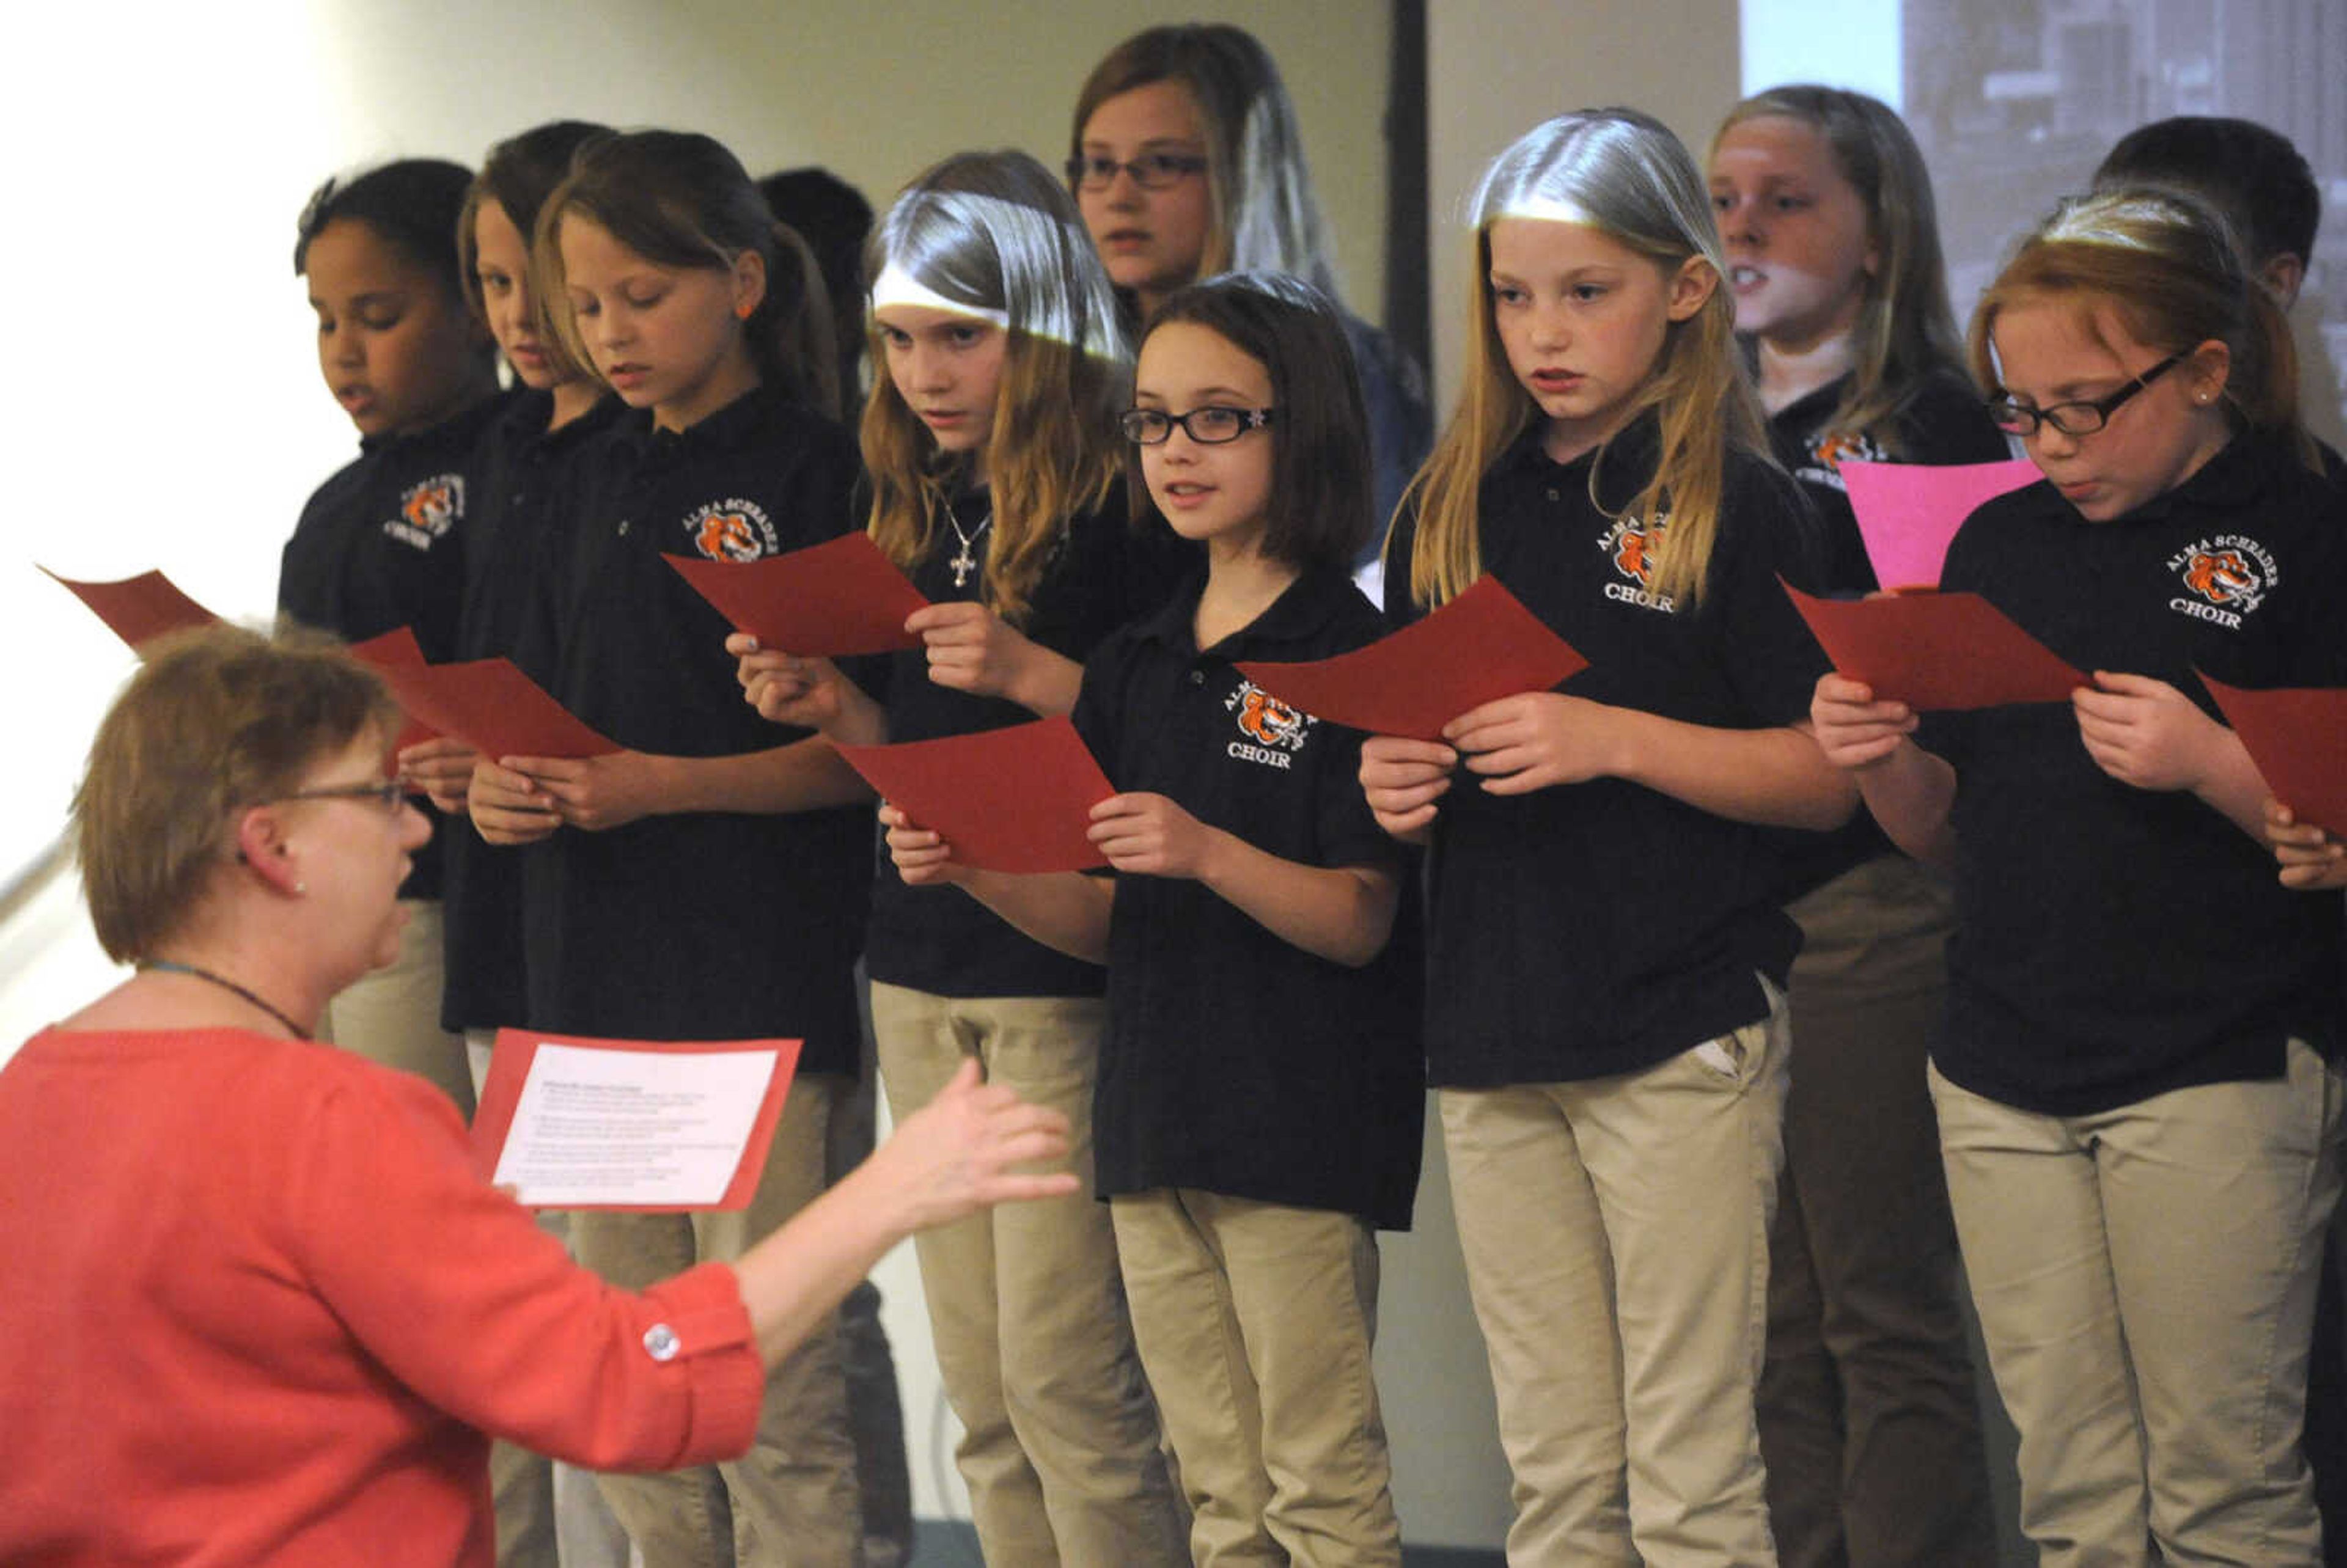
[
  {"xmin": 1114, "ymin": 1190, "xmax": 1400, "ymax": 1567},
  {"xmin": 320, "ymin": 898, "xmax": 472, "ymax": 1115},
  {"xmin": 869, "ymin": 982, "xmax": 1186, "ymax": 1567},
  {"xmin": 571, "ymin": 1072, "xmax": 859, "ymax": 1567},
  {"xmin": 1763, "ymin": 858, "xmax": 1994, "ymax": 1568},
  {"xmin": 1931, "ymin": 1044, "xmax": 2346, "ymax": 1567},
  {"xmin": 1443, "ymin": 992, "xmax": 1789, "ymax": 1567}
]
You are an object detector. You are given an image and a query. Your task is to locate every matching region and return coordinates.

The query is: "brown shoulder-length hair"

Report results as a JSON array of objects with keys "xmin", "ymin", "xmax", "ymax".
[
  {"xmin": 535, "ymin": 129, "xmax": 841, "ymax": 420},
  {"xmin": 457, "ymin": 119, "xmax": 611, "ymax": 384},
  {"xmin": 862, "ymin": 150, "xmax": 1129, "ymax": 625},
  {"xmin": 1069, "ymin": 23, "xmax": 1339, "ymax": 297},
  {"xmin": 75, "ymin": 625, "xmax": 398, "ymax": 964},
  {"xmin": 1713, "ymin": 84, "xmax": 1972, "ymax": 452},
  {"xmin": 1396, "ymin": 109, "xmax": 1767, "ymax": 611},
  {"xmin": 1133, "ymin": 272, "xmax": 1370, "ymax": 571},
  {"xmin": 1969, "ymin": 187, "xmax": 2313, "ymax": 471}
]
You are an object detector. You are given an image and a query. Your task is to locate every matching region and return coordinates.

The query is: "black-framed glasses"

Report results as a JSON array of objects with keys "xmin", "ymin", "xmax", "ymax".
[
  {"xmin": 1120, "ymin": 406, "xmax": 1277, "ymax": 446},
  {"xmin": 1065, "ymin": 152, "xmax": 1209, "ymax": 191},
  {"xmin": 1986, "ymin": 353, "xmax": 2184, "ymax": 438},
  {"xmin": 263, "ymin": 780, "xmax": 407, "ymax": 813}
]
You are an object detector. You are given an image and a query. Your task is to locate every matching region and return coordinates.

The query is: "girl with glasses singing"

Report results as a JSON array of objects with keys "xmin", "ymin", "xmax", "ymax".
[
  {"xmin": 1811, "ymin": 186, "xmax": 2347, "ymax": 1566},
  {"xmin": 888, "ymin": 271, "xmax": 1423, "ymax": 1567}
]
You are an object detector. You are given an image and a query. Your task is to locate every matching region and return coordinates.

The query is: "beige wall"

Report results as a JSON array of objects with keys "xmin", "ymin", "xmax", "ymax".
[{"xmin": 1428, "ymin": 0, "xmax": 1745, "ymax": 403}]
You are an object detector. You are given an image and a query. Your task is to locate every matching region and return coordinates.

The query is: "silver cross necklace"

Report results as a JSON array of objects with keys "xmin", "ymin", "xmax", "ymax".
[{"xmin": 946, "ymin": 505, "xmax": 992, "ymax": 589}]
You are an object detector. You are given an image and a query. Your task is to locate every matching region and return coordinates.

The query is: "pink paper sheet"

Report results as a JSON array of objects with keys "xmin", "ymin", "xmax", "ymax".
[
  {"xmin": 1236, "ymin": 576, "xmax": 1588, "ymax": 742},
  {"xmin": 1837, "ymin": 457, "xmax": 2041, "ymax": 590},
  {"xmin": 836, "ymin": 716, "xmax": 1114, "ymax": 873}
]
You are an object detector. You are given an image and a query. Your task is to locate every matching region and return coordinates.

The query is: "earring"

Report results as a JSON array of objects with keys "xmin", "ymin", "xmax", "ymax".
[{"xmin": 735, "ymin": 299, "xmax": 755, "ymax": 320}]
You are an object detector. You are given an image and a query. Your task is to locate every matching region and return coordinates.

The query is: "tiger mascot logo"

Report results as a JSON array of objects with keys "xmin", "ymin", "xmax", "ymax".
[
  {"xmin": 1225, "ymin": 680, "xmax": 1312, "ymax": 770},
  {"xmin": 402, "ymin": 479, "xmax": 459, "ymax": 535},
  {"xmin": 2165, "ymin": 533, "xmax": 2276, "ymax": 628},
  {"xmin": 385, "ymin": 474, "xmax": 463, "ymax": 550},
  {"xmin": 1598, "ymin": 513, "xmax": 1677, "ymax": 612},
  {"xmin": 1611, "ymin": 518, "xmax": 1670, "ymax": 586},
  {"xmin": 696, "ymin": 511, "xmax": 762, "ymax": 562},
  {"xmin": 2182, "ymin": 549, "xmax": 2259, "ymax": 606},
  {"xmin": 1807, "ymin": 428, "xmax": 1885, "ymax": 475},
  {"xmin": 1236, "ymin": 687, "xmax": 1305, "ymax": 749},
  {"xmin": 683, "ymin": 498, "xmax": 779, "ymax": 562}
]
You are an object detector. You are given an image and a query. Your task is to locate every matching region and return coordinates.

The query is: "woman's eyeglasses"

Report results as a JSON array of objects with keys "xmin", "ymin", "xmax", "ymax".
[
  {"xmin": 1119, "ymin": 407, "xmax": 1277, "ymax": 445},
  {"xmin": 262, "ymin": 780, "xmax": 408, "ymax": 813},
  {"xmin": 1986, "ymin": 353, "xmax": 2184, "ymax": 437}
]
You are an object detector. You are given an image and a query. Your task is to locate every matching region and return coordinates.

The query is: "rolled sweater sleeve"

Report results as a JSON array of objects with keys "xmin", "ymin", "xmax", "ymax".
[{"xmin": 280, "ymin": 1064, "xmax": 765, "ymax": 1471}]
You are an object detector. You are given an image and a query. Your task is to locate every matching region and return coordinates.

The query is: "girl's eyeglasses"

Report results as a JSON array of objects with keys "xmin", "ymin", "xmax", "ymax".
[
  {"xmin": 1986, "ymin": 353, "xmax": 2184, "ymax": 437},
  {"xmin": 1065, "ymin": 153, "xmax": 1208, "ymax": 191},
  {"xmin": 1120, "ymin": 407, "xmax": 1277, "ymax": 446}
]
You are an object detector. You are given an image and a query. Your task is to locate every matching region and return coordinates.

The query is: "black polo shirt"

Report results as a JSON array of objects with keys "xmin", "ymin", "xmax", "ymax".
[
  {"xmin": 279, "ymin": 391, "xmax": 513, "ymax": 901},
  {"xmin": 1383, "ymin": 420, "xmax": 1831, "ymax": 1088},
  {"xmin": 521, "ymin": 387, "xmax": 869, "ymax": 1071},
  {"xmin": 436, "ymin": 390, "xmax": 623, "ymax": 1035},
  {"xmin": 1922, "ymin": 431, "xmax": 2347, "ymax": 1115},
  {"xmin": 1072, "ymin": 565, "xmax": 1423, "ymax": 1229},
  {"xmin": 1766, "ymin": 370, "xmax": 2013, "ymax": 900},
  {"xmin": 861, "ymin": 482, "xmax": 1198, "ymax": 999}
]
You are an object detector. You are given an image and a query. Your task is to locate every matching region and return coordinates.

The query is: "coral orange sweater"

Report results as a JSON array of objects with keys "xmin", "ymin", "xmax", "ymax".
[{"xmin": 0, "ymin": 1027, "xmax": 764, "ymax": 1566}]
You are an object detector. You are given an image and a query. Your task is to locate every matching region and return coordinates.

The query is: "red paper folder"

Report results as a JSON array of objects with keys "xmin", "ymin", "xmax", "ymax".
[
  {"xmin": 1236, "ymin": 576, "xmax": 1589, "ymax": 742},
  {"xmin": 836, "ymin": 716, "xmax": 1114, "ymax": 873},
  {"xmin": 471, "ymin": 1029, "xmax": 801, "ymax": 1212},
  {"xmin": 347, "ymin": 626, "xmax": 438, "ymax": 753},
  {"xmin": 1838, "ymin": 457, "xmax": 2040, "ymax": 590},
  {"xmin": 42, "ymin": 566, "xmax": 219, "ymax": 650},
  {"xmin": 1782, "ymin": 579, "xmax": 2086, "ymax": 711},
  {"xmin": 666, "ymin": 534, "xmax": 929, "ymax": 657},
  {"xmin": 2200, "ymin": 673, "xmax": 2347, "ymax": 838},
  {"xmin": 372, "ymin": 657, "xmax": 619, "ymax": 760}
]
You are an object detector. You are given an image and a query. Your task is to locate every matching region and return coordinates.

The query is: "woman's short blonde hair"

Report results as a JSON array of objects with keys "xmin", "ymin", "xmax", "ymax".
[{"xmin": 74, "ymin": 625, "xmax": 397, "ymax": 963}]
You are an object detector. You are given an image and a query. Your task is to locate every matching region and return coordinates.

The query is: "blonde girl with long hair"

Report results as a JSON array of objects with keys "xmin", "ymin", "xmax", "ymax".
[{"xmin": 1361, "ymin": 108, "xmax": 1855, "ymax": 1565}]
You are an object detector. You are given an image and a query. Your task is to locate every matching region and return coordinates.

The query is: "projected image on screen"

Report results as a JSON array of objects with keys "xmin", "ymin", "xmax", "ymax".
[{"xmin": 1744, "ymin": 0, "xmax": 2345, "ymax": 441}]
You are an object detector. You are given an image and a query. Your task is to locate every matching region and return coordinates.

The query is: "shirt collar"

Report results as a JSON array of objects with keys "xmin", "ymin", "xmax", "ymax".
[
  {"xmin": 1491, "ymin": 409, "xmax": 1662, "ymax": 513},
  {"xmin": 621, "ymin": 384, "xmax": 777, "ymax": 464},
  {"xmin": 2128, "ymin": 430, "xmax": 2269, "ymax": 524},
  {"xmin": 1129, "ymin": 562, "xmax": 1362, "ymax": 662}
]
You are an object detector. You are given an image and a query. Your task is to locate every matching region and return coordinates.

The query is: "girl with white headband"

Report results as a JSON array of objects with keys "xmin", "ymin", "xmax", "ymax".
[{"xmin": 731, "ymin": 148, "xmax": 1192, "ymax": 1566}]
